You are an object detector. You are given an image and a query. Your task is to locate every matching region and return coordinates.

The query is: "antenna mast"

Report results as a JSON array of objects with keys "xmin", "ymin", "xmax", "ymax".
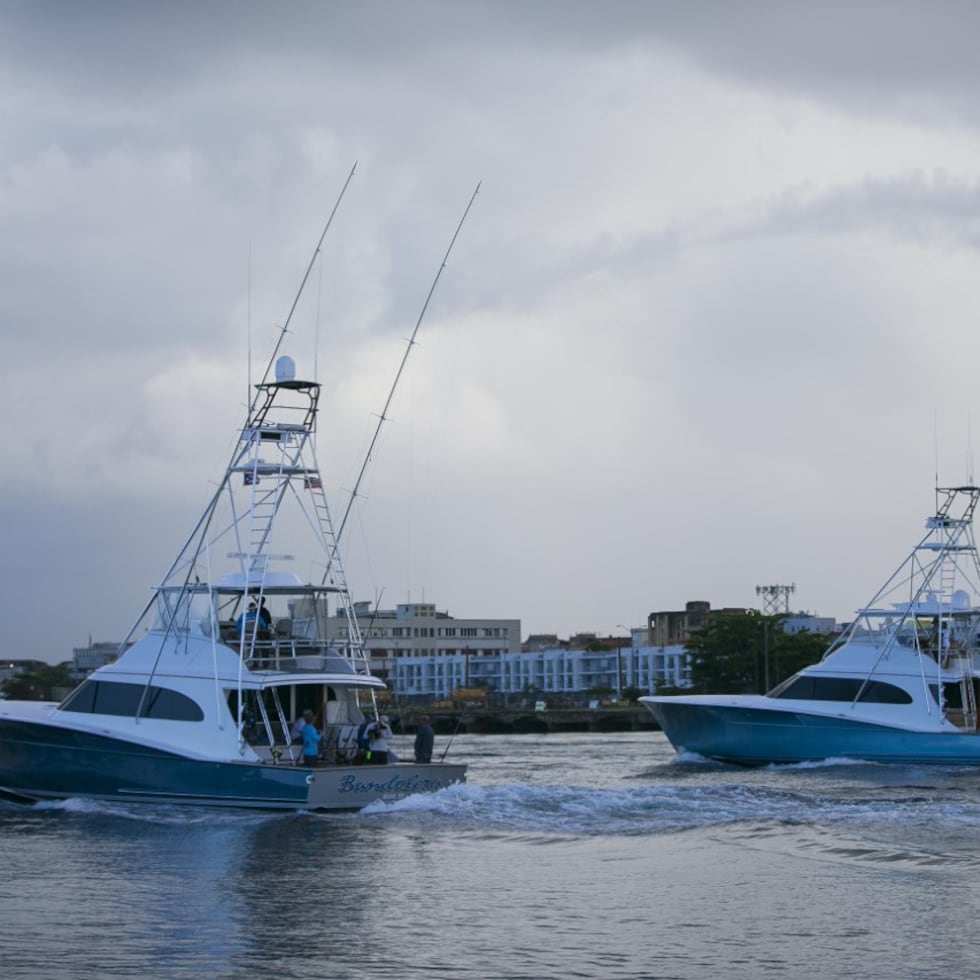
[
  {"xmin": 255, "ymin": 161, "xmax": 358, "ymax": 398},
  {"xmin": 756, "ymin": 583, "xmax": 796, "ymax": 615}
]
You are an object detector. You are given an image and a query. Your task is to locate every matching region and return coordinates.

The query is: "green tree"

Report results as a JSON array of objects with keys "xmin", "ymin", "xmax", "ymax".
[
  {"xmin": 586, "ymin": 684, "xmax": 615, "ymax": 698},
  {"xmin": 621, "ymin": 684, "xmax": 645, "ymax": 704},
  {"xmin": 1, "ymin": 662, "xmax": 75, "ymax": 701},
  {"xmin": 686, "ymin": 612, "xmax": 826, "ymax": 694}
]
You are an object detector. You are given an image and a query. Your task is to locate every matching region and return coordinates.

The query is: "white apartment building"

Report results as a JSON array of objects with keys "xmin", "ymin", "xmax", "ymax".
[
  {"xmin": 324, "ymin": 601, "xmax": 521, "ymax": 678},
  {"xmin": 388, "ymin": 642, "xmax": 691, "ymax": 700}
]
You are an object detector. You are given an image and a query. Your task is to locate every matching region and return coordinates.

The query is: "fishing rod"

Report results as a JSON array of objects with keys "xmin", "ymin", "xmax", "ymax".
[
  {"xmin": 440, "ymin": 712, "xmax": 465, "ymax": 762},
  {"xmin": 335, "ymin": 180, "xmax": 481, "ymax": 545}
]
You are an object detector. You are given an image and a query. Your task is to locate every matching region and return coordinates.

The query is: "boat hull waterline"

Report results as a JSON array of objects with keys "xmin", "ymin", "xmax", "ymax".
[
  {"xmin": 647, "ymin": 698, "xmax": 980, "ymax": 766},
  {"xmin": 0, "ymin": 717, "xmax": 464, "ymax": 809}
]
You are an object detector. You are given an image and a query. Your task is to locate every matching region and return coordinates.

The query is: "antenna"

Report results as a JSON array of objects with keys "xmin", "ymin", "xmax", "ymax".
[
  {"xmin": 968, "ymin": 412, "xmax": 974, "ymax": 485},
  {"xmin": 756, "ymin": 583, "xmax": 795, "ymax": 615},
  {"xmin": 336, "ymin": 181, "xmax": 482, "ymax": 544},
  {"xmin": 247, "ymin": 239, "xmax": 253, "ymax": 413},
  {"xmin": 255, "ymin": 161, "xmax": 358, "ymax": 398}
]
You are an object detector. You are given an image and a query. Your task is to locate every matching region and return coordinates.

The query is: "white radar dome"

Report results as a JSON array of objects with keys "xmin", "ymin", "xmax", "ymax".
[
  {"xmin": 953, "ymin": 589, "xmax": 971, "ymax": 610},
  {"xmin": 275, "ymin": 355, "xmax": 296, "ymax": 382}
]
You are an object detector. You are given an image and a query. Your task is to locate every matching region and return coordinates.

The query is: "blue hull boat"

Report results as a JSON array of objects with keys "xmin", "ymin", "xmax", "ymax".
[
  {"xmin": 643, "ymin": 485, "xmax": 980, "ymax": 766},
  {"xmin": 647, "ymin": 697, "xmax": 980, "ymax": 766}
]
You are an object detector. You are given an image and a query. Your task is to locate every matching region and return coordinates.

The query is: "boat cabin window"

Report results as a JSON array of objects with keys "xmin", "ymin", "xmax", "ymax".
[
  {"xmin": 769, "ymin": 675, "xmax": 912, "ymax": 704},
  {"xmin": 61, "ymin": 680, "xmax": 205, "ymax": 721}
]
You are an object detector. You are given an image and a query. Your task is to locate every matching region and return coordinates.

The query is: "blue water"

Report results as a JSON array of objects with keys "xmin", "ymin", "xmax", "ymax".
[{"xmin": 3, "ymin": 731, "xmax": 980, "ymax": 979}]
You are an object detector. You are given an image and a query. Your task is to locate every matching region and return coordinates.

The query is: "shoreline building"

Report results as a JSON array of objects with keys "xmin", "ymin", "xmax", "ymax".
[
  {"xmin": 64, "ymin": 599, "xmax": 837, "ymax": 703},
  {"xmin": 72, "ymin": 641, "xmax": 128, "ymax": 678},
  {"xmin": 388, "ymin": 627, "xmax": 692, "ymax": 702},
  {"xmin": 647, "ymin": 600, "xmax": 749, "ymax": 647},
  {"xmin": 325, "ymin": 601, "xmax": 521, "ymax": 682}
]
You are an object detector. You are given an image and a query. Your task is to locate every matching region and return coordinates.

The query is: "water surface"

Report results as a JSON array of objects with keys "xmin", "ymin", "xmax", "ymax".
[{"xmin": 3, "ymin": 731, "xmax": 979, "ymax": 979}]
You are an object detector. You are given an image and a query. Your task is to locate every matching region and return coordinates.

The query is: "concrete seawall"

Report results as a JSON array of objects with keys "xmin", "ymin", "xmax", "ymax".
[{"xmin": 396, "ymin": 706, "xmax": 660, "ymax": 735}]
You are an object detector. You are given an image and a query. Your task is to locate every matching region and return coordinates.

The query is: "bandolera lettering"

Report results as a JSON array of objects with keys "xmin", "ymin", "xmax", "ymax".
[{"xmin": 338, "ymin": 773, "xmax": 446, "ymax": 794}]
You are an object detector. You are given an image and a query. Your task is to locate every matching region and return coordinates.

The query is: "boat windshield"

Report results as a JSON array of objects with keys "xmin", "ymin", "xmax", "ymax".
[
  {"xmin": 768, "ymin": 674, "xmax": 913, "ymax": 704},
  {"xmin": 150, "ymin": 588, "xmax": 217, "ymax": 636}
]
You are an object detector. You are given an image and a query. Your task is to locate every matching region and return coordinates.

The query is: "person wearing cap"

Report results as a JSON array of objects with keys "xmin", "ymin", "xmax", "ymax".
[
  {"xmin": 235, "ymin": 600, "xmax": 259, "ymax": 636},
  {"xmin": 300, "ymin": 709, "xmax": 321, "ymax": 765},
  {"xmin": 365, "ymin": 715, "xmax": 393, "ymax": 764},
  {"xmin": 414, "ymin": 715, "xmax": 434, "ymax": 763}
]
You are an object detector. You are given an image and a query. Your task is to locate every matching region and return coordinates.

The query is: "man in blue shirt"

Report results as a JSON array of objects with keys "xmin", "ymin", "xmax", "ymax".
[
  {"xmin": 236, "ymin": 601, "xmax": 258, "ymax": 635},
  {"xmin": 300, "ymin": 709, "xmax": 321, "ymax": 765}
]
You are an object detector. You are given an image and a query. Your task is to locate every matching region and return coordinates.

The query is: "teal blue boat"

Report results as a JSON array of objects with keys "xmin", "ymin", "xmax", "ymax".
[{"xmin": 643, "ymin": 486, "xmax": 980, "ymax": 765}]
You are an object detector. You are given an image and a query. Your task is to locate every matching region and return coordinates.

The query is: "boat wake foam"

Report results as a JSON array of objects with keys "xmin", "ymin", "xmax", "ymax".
[
  {"xmin": 25, "ymin": 796, "xmax": 281, "ymax": 826},
  {"xmin": 342, "ymin": 777, "xmax": 980, "ymax": 838}
]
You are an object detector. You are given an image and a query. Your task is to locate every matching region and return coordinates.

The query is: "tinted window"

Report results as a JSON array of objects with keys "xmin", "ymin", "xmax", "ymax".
[
  {"xmin": 142, "ymin": 686, "xmax": 205, "ymax": 721},
  {"xmin": 60, "ymin": 681, "xmax": 97, "ymax": 713},
  {"xmin": 92, "ymin": 681, "xmax": 143, "ymax": 716},
  {"xmin": 856, "ymin": 681, "xmax": 913, "ymax": 705},
  {"xmin": 772, "ymin": 676, "xmax": 815, "ymax": 700},
  {"xmin": 61, "ymin": 681, "xmax": 203, "ymax": 721},
  {"xmin": 771, "ymin": 676, "xmax": 911, "ymax": 704}
]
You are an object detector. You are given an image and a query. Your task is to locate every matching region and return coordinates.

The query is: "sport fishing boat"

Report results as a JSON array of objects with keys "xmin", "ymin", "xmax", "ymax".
[
  {"xmin": 0, "ymin": 197, "xmax": 473, "ymax": 809},
  {"xmin": 641, "ymin": 485, "xmax": 980, "ymax": 765}
]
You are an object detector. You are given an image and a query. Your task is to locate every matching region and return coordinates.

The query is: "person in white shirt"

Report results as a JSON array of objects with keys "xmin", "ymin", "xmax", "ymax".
[{"xmin": 366, "ymin": 715, "xmax": 393, "ymax": 764}]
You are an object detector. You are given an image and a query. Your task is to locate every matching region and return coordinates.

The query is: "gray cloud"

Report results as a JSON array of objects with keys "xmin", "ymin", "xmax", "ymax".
[{"xmin": 4, "ymin": 1, "xmax": 980, "ymax": 662}]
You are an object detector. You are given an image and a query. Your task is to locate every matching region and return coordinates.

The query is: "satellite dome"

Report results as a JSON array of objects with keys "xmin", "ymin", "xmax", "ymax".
[{"xmin": 275, "ymin": 355, "xmax": 296, "ymax": 382}]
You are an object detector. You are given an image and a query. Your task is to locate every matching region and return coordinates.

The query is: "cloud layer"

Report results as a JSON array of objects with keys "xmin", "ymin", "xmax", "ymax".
[{"xmin": 4, "ymin": 2, "xmax": 980, "ymax": 660}]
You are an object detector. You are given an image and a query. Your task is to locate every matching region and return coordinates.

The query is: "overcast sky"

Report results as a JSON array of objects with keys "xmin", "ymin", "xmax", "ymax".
[{"xmin": 5, "ymin": 1, "xmax": 980, "ymax": 663}]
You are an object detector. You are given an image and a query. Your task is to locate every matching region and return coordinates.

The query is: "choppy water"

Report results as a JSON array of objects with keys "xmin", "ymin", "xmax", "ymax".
[{"xmin": 3, "ymin": 731, "xmax": 980, "ymax": 979}]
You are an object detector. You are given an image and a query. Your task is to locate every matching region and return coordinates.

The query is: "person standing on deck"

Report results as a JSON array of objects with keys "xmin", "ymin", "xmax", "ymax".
[
  {"xmin": 366, "ymin": 716, "xmax": 392, "ymax": 764},
  {"xmin": 300, "ymin": 709, "xmax": 321, "ymax": 765},
  {"xmin": 414, "ymin": 715, "xmax": 434, "ymax": 763},
  {"xmin": 258, "ymin": 597, "xmax": 273, "ymax": 629},
  {"xmin": 236, "ymin": 601, "xmax": 258, "ymax": 635}
]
